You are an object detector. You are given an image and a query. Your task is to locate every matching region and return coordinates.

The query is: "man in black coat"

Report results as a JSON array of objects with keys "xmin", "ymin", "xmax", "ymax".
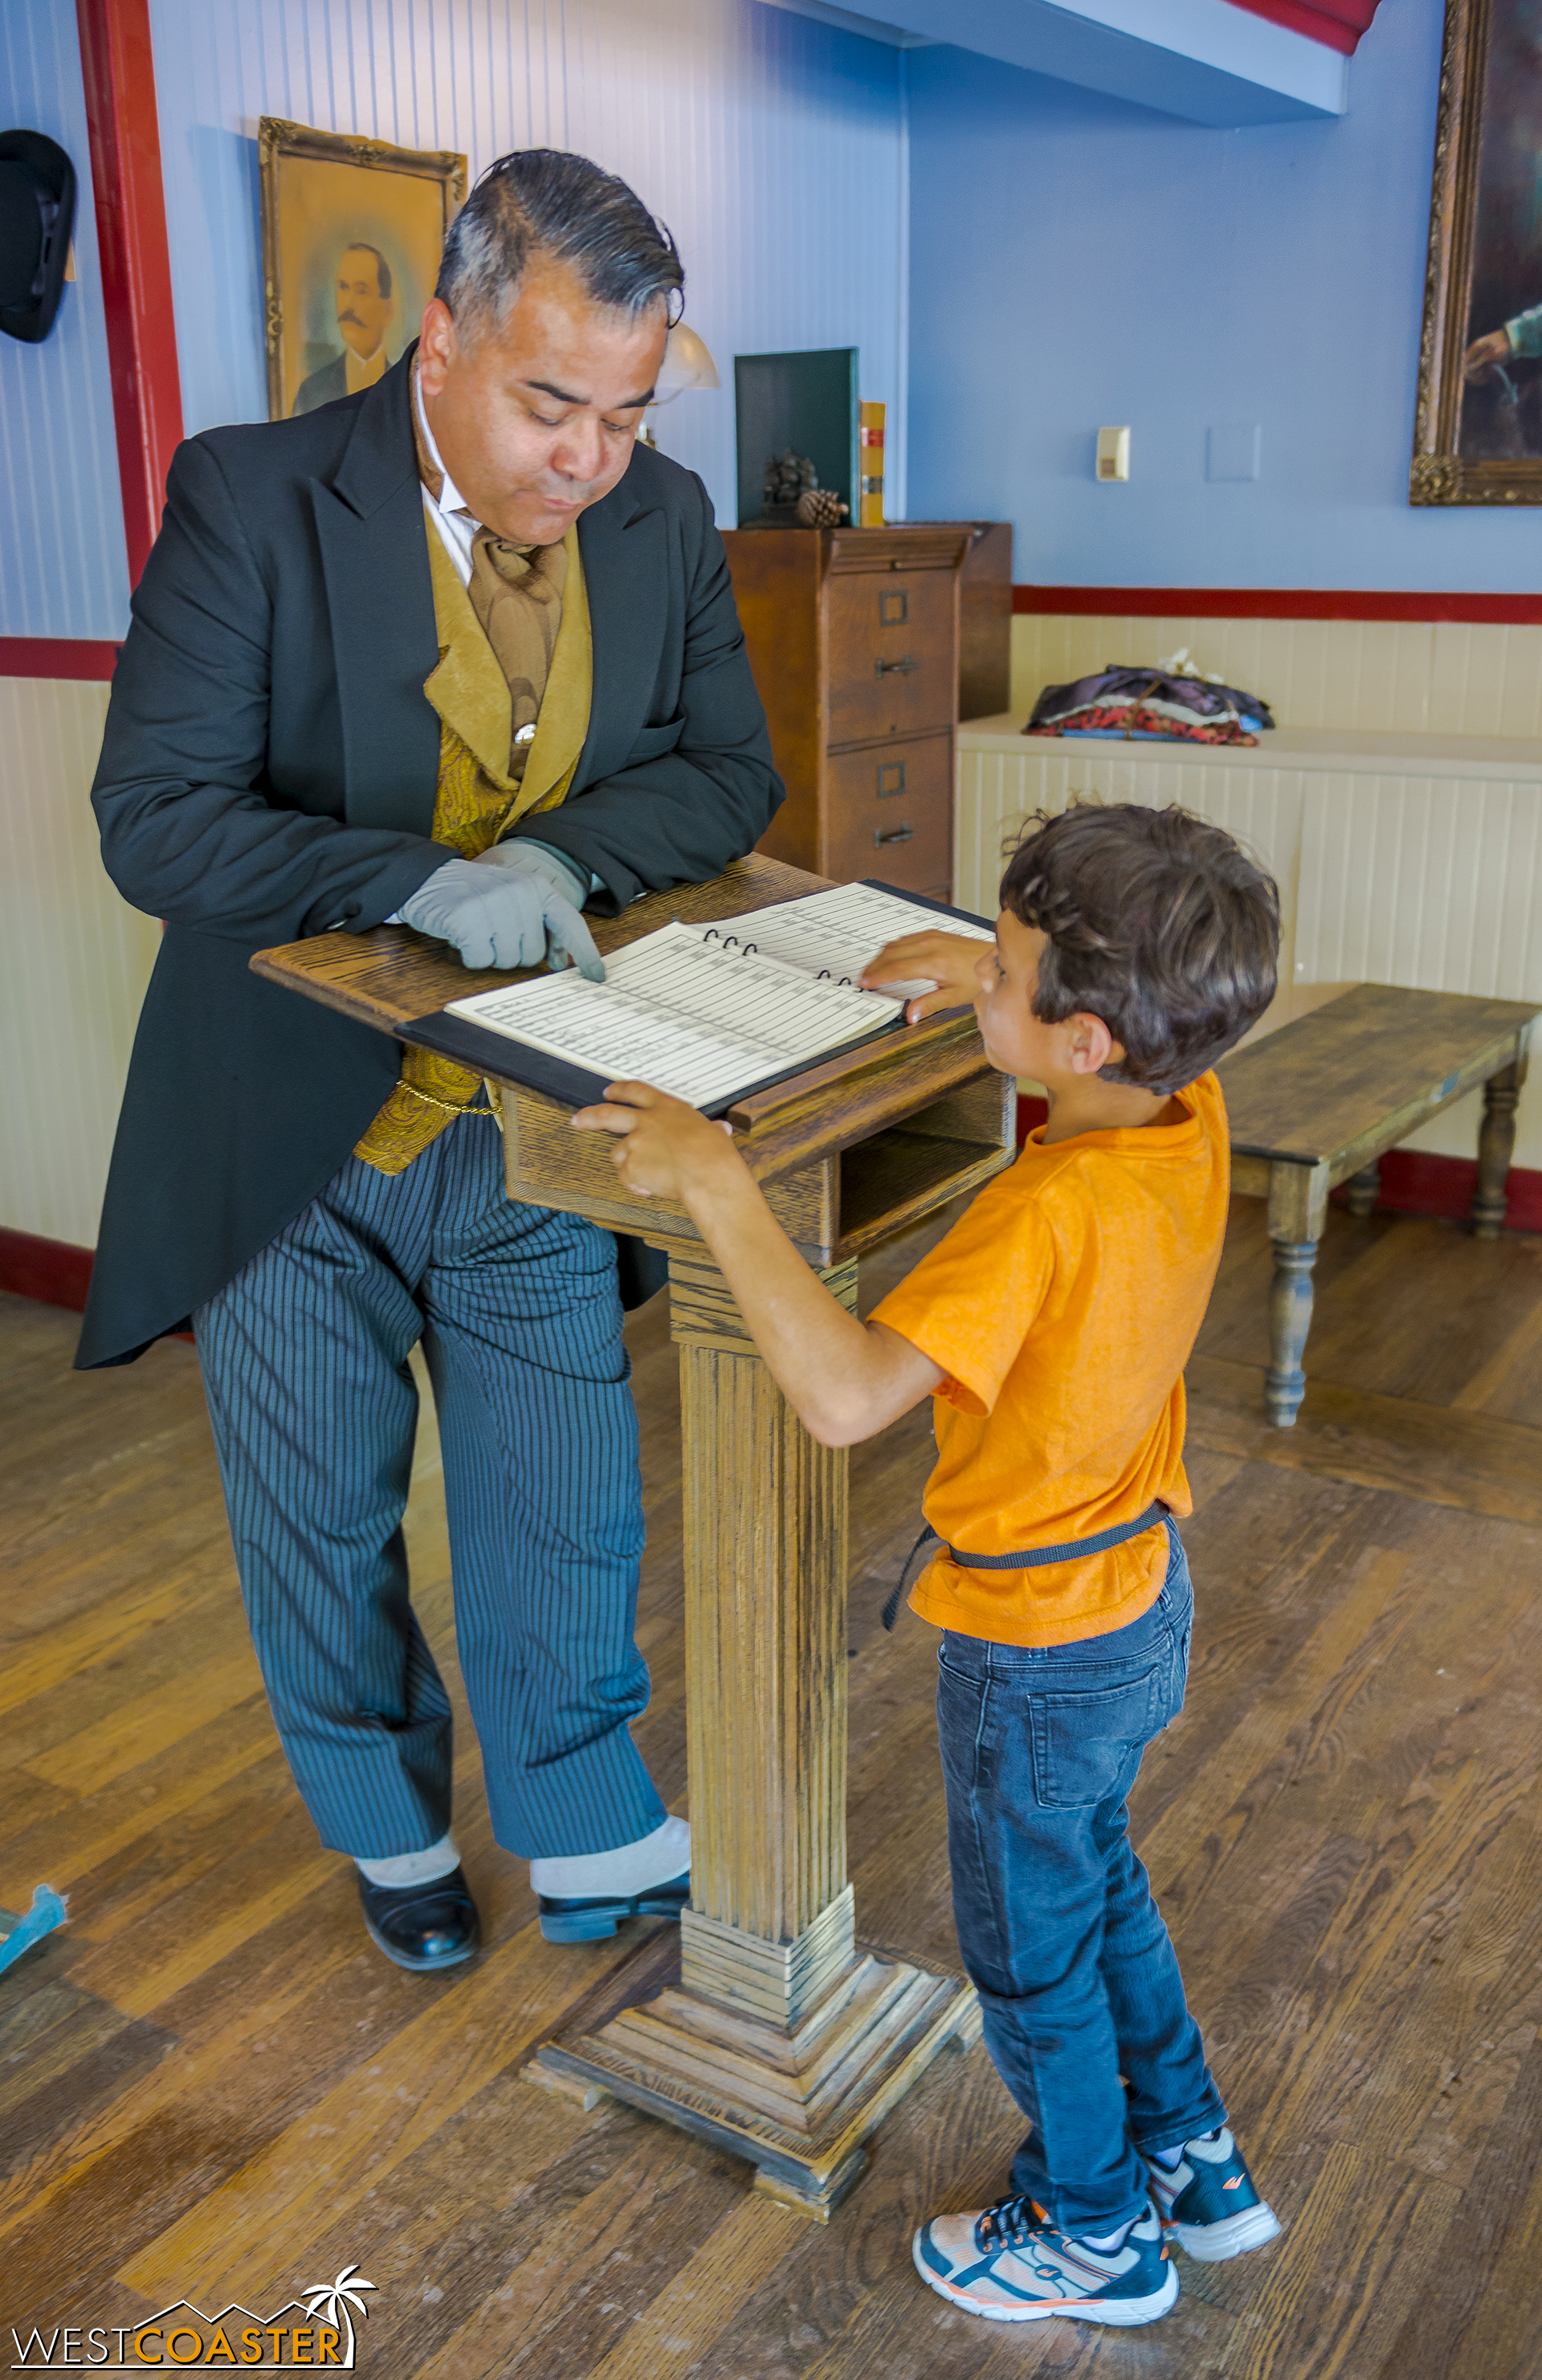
[{"xmin": 79, "ymin": 150, "xmax": 781, "ymax": 1971}]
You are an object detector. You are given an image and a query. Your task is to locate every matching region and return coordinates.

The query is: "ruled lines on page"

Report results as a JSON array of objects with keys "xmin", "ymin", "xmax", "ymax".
[
  {"xmin": 447, "ymin": 922, "xmax": 905, "ymax": 1110},
  {"xmin": 706, "ymin": 883, "xmax": 996, "ymax": 998}
]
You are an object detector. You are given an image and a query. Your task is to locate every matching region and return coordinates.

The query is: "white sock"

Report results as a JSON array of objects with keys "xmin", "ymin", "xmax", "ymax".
[
  {"xmin": 355, "ymin": 1833, "xmax": 460, "ymax": 1888},
  {"xmin": 1078, "ymin": 2220, "xmax": 1134, "ymax": 2253},
  {"xmin": 1152, "ymin": 2126, "xmax": 1222, "ymax": 2171},
  {"xmin": 530, "ymin": 1813, "xmax": 690, "ymax": 1899}
]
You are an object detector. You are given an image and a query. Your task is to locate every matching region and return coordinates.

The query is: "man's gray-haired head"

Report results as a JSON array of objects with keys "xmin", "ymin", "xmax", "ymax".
[{"xmin": 436, "ymin": 149, "xmax": 682, "ymax": 339}]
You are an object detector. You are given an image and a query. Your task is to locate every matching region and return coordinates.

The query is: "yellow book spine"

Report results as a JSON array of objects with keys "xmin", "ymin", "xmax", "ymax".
[{"xmin": 859, "ymin": 401, "xmax": 885, "ymax": 529}]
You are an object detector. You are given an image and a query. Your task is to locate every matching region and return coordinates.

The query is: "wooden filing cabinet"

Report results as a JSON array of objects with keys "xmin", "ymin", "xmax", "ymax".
[
  {"xmin": 722, "ymin": 522, "xmax": 998, "ymax": 903},
  {"xmin": 957, "ymin": 520, "xmax": 1014, "ymax": 722}
]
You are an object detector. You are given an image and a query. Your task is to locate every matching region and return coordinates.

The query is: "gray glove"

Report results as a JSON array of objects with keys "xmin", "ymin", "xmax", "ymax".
[
  {"xmin": 400, "ymin": 841, "xmax": 605, "ymax": 979},
  {"xmin": 475, "ymin": 835, "xmax": 588, "ymax": 906}
]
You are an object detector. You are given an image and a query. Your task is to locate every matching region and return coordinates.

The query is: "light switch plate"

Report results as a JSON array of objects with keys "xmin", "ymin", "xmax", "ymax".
[{"xmin": 1095, "ymin": 427, "xmax": 1130, "ymax": 482}]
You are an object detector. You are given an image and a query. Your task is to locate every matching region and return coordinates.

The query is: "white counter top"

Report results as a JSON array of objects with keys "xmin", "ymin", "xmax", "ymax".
[{"xmin": 957, "ymin": 715, "xmax": 1542, "ymax": 782}]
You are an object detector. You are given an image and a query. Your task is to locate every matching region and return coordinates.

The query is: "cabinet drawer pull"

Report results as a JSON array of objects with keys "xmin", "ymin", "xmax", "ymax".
[
  {"xmin": 874, "ymin": 655, "xmax": 920, "ymax": 676},
  {"xmin": 875, "ymin": 823, "xmax": 915, "ymax": 847}
]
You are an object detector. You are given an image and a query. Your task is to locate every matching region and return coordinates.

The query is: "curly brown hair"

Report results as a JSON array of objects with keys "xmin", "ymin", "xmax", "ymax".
[{"xmin": 999, "ymin": 801, "xmax": 1280, "ymax": 1093}]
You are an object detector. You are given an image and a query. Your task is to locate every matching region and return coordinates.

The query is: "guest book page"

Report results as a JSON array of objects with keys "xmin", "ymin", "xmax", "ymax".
[
  {"xmin": 449, "ymin": 923, "xmax": 900, "ymax": 1110},
  {"xmin": 691, "ymin": 881, "xmax": 995, "ymax": 1000},
  {"xmin": 439, "ymin": 880, "xmax": 996, "ymax": 1114}
]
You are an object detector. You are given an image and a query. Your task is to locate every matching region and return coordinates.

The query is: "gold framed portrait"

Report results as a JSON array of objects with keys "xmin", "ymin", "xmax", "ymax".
[
  {"xmin": 1413, "ymin": 0, "xmax": 1542, "ymax": 505},
  {"xmin": 258, "ymin": 118, "xmax": 467, "ymax": 423}
]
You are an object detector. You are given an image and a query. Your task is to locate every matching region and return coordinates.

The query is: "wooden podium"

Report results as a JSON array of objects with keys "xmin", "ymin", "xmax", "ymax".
[{"xmin": 253, "ymin": 853, "xmax": 1014, "ymax": 2219}]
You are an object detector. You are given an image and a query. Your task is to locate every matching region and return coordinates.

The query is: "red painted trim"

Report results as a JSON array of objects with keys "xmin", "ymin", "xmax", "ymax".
[
  {"xmin": 0, "ymin": 1228, "xmax": 93, "ymax": 1314},
  {"xmin": 1332, "ymin": 1149, "xmax": 1542, "ymax": 1233},
  {"xmin": 1222, "ymin": 0, "xmax": 1377, "ymax": 55},
  {"xmin": 1014, "ymin": 586, "xmax": 1542, "ymax": 624},
  {"xmin": 0, "ymin": 638, "xmax": 119, "ymax": 680},
  {"xmin": 75, "ymin": 0, "xmax": 183, "ymax": 588},
  {"xmin": 1013, "ymin": 1107, "xmax": 1542, "ymax": 1234}
]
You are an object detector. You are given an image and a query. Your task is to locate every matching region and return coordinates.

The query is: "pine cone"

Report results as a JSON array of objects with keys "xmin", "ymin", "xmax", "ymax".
[{"xmin": 795, "ymin": 488, "xmax": 849, "ymax": 528}]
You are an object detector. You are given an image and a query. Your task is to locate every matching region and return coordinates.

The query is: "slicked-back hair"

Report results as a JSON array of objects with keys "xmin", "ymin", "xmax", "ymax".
[
  {"xmin": 436, "ymin": 149, "xmax": 682, "ymax": 338},
  {"xmin": 341, "ymin": 241, "xmax": 391, "ymax": 299},
  {"xmin": 999, "ymin": 802, "xmax": 1280, "ymax": 1093}
]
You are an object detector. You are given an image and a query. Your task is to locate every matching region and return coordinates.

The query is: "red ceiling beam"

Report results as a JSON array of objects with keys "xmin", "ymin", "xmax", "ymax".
[
  {"xmin": 1221, "ymin": 0, "xmax": 1381, "ymax": 55},
  {"xmin": 75, "ymin": 0, "xmax": 183, "ymax": 589}
]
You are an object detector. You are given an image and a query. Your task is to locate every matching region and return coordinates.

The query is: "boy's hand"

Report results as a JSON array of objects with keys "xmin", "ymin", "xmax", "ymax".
[
  {"xmin": 860, "ymin": 929, "xmax": 991, "ymax": 1023},
  {"xmin": 572, "ymin": 1080, "xmax": 739, "ymax": 1202},
  {"xmin": 577, "ymin": 1083, "xmax": 944, "ymax": 1447}
]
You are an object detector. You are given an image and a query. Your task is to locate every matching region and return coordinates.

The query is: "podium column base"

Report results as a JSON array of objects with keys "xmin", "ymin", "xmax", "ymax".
[{"xmin": 527, "ymin": 1922, "xmax": 980, "ymax": 2223}]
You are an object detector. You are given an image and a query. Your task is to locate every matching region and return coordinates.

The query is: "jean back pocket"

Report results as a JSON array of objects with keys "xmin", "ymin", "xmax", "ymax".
[{"xmin": 1030, "ymin": 1664, "xmax": 1167, "ymax": 1811}]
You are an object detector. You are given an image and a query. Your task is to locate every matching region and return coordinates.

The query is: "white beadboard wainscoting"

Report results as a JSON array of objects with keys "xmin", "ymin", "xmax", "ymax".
[
  {"xmin": 0, "ymin": 679, "xmax": 160, "ymax": 1251},
  {"xmin": 957, "ymin": 717, "xmax": 1542, "ymax": 1177}
]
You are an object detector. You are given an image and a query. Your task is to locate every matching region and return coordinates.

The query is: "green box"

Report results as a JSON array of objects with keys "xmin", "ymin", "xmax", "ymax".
[{"xmin": 734, "ymin": 347, "xmax": 859, "ymax": 528}]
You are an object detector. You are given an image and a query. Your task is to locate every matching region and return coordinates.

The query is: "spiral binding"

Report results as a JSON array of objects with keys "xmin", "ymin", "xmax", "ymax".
[{"xmin": 699, "ymin": 925, "xmax": 860, "ymax": 990}]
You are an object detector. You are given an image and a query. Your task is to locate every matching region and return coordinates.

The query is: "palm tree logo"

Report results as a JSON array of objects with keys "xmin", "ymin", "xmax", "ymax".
[{"xmin": 301, "ymin": 2264, "xmax": 377, "ymax": 2368}]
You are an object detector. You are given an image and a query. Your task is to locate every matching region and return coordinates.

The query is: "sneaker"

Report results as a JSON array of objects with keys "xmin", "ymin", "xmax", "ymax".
[
  {"xmin": 536, "ymin": 1869, "xmax": 690, "ymax": 1943},
  {"xmin": 912, "ymin": 2195, "xmax": 1177, "ymax": 2327},
  {"xmin": 1143, "ymin": 2128, "xmax": 1281, "ymax": 2262}
]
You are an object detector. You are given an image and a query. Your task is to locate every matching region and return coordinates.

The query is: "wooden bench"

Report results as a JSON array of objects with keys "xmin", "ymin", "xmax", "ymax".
[{"xmin": 1214, "ymin": 983, "xmax": 1540, "ymax": 1427}]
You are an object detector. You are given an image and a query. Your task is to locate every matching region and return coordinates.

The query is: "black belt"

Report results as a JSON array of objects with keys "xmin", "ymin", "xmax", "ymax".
[{"xmin": 882, "ymin": 1500, "xmax": 1169, "ymax": 1631}]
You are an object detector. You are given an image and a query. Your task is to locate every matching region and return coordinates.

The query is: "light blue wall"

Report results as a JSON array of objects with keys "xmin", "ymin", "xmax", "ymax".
[
  {"xmin": 0, "ymin": 0, "xmax": 129, "ymax": 637},
  {"xmin": 906, "ymin": 0, "xmax": 1542, "ymax": 592},
  {"xmin": 14, "ymin": 0, "xmax": 1535, "ymax": 635},
  {"xmin": 146, "ymin": 0, "xmax": 912, "ymax": 529}
]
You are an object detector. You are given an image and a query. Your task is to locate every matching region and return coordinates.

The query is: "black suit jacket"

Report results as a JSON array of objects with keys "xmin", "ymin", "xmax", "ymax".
[{"xmin": 78, "ymin": 352, "xmax": 782, "ymax": 1367}]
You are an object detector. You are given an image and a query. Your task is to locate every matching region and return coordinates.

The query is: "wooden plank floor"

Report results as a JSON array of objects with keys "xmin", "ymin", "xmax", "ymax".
[{"xmin": 2, "ymin": 1193, "xmax": 1540, "ymax": 2377}]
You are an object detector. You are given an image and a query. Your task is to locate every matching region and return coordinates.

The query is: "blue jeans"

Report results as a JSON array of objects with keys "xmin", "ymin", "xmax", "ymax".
[{"xmin": 937, "ymin": 1522, "xmax": 1226, "ymax": 2235}]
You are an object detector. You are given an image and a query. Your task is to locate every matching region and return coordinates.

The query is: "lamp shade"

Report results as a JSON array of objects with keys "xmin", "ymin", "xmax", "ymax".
[{"xmin": 655, "ymin": 322, "xmax": 721, "ymax": 400}]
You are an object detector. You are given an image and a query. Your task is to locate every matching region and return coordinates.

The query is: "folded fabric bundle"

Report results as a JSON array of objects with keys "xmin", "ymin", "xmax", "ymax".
[{"xmin": 1025, "ymin": 654, "xmax": 1275, "ymax": 747}]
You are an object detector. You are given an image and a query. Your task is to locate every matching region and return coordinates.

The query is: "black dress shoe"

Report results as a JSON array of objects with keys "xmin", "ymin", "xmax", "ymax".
[
  {"xmin": 357, "ymin": 1864, "xmax": 480, "ymax": 1971},
  {"xmin": 538, "ymin": 1868, "xmax": 690, "ymax": 1943}
]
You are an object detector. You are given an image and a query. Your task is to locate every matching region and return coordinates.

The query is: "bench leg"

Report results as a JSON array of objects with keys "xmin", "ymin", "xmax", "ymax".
[
  {"xmin": 1344, "ymin": 1161, "xmax": 1380, "ymax": 1219},
  {"xmin": 1265, "ymin": 1238, "xmax": 1318, "ymax": 1427},
  {"xmin": 1472, "ymin": 1063, "xmax": 1521, "ymax": 1242}
]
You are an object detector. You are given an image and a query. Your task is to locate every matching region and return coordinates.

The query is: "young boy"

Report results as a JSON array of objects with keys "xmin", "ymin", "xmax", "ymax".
[{"xmin": 573, "ymin": 802, "xmax": 1283, "ymax": 2329}]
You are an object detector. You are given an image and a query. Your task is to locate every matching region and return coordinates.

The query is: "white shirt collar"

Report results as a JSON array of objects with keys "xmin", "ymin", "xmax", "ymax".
[{"xmin": 413, "ymin": 365, "xmax": 477, "ymax": 527}]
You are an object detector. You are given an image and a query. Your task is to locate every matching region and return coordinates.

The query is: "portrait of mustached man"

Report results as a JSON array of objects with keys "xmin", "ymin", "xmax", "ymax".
[
  {"xmin": 292, "ymin": 238, "xmax": 400, "ymax": 414},
  {"xmin": 80, "ymin": 149, "xmax": 783, "ymax": 1971}
]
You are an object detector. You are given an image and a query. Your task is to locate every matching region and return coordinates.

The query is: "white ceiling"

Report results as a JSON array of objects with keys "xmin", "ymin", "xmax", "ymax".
[{"xmin": 757, "ymin": 0, "xmax": 1348, "ymax": 125}]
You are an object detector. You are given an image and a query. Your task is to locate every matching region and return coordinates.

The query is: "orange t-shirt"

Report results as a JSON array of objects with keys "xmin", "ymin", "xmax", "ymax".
[{"xmin": 870, "ymin": 1071, "xmax": 1230, "ymax": 1647}]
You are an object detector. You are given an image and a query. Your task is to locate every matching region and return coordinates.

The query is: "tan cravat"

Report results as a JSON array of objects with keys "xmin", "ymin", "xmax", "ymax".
[{"xmin": 466, "ymin": 529, "xmax": 567, "ymax": 779}]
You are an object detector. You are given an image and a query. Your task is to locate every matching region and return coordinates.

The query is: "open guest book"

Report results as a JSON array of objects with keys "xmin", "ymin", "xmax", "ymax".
[{"xmin": 402, "ymin": 880, "xmax": 997, "ymax": 1118}]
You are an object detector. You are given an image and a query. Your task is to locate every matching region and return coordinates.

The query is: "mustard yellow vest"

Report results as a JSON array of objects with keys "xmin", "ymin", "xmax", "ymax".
[{"xmin": 354, "ymin": 516, "xmax": 593, "ymax": 1174}]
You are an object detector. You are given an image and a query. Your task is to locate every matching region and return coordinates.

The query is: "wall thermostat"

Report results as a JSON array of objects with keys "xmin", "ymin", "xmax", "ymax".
[{"xmin": 1096, "ymin": 427, "xmax": 1130, "ymax": 482}]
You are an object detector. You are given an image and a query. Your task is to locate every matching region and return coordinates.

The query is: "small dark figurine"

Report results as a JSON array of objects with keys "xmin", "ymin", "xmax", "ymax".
[
  {"xmin": 795, "ymin": 488, "xmax": 847, "ymax": 528},
  {"xmin": 761, "ymin": 447, "xmax": 818, "ymax": 515}
]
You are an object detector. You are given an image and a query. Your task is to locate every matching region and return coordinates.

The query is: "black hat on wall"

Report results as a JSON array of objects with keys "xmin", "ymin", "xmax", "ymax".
[{"xmin": 0, "ymin": 130, "xmax": 77, "ymax": 345}]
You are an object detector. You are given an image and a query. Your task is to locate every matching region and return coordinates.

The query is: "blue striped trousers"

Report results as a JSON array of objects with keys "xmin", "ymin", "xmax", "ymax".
[{"xmin": 192, "ymin": 1117, "xmax": 667, "ymax": 1861}]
